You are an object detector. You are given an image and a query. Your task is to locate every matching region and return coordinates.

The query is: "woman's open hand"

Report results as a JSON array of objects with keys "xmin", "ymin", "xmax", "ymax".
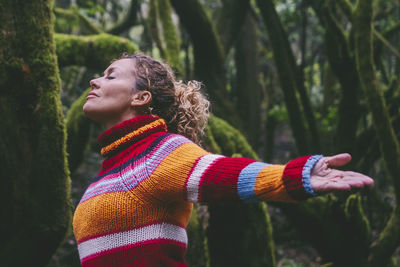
[{"xmin": 310, "ymin": 153, "xmax": 374, "ymax": 193}]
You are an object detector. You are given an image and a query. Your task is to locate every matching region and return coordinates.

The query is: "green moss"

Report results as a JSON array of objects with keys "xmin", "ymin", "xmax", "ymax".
[
  {"xmin": 54, "ymin": 33, "xmax": 138, "ymax": 70},
  {"xmin": 66, "ymin": 88, "xmax": 93, "ymax": 173},
  {"xmin": 344, "ymin": 194, "xmax": 371, "ymax": 238},
  {"xmin": 148, "ymin": 0, "xmax": 167, "ymax": 59},
  {"xmin": 0, "ymin": 0, "xmax": 71, "ymax": 265},
  {"xmin": 157, "ymin": 0, "xmax": 183, "ymax": 74},
  {"xmin": 206, "ymin": 115, "xmax": 258, "ymax": 159},
  {"xmin": 185, "ymin": 204, "xmax": 210, "ymax": 267}
]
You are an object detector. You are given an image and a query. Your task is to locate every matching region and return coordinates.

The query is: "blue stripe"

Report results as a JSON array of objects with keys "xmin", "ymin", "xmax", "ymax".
[
  {"xmin": 238, "ymin": 162, "xmax": 270, "ymax": 203},
  {"xmin": 302, "ymin": 155, "xmax": 323, "ymax": 196}
]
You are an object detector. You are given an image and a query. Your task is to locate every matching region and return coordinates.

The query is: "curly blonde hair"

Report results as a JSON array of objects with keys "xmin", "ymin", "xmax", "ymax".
[{"xmin": 120, "ymin": 53, "xmax": 210, "ymax": 144}]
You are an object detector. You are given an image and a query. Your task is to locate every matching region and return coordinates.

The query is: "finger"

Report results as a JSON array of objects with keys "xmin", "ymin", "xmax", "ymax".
[
  {"xmin": 325, "ymin": 153, "xmax": 352, "ymax": 167},
  {"xmin": 340, "ymin": 172, "xmax": 374, "ymax": 186}
]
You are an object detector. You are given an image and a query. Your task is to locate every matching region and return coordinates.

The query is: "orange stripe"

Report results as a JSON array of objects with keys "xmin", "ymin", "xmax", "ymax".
[
  {"xmin": 74, "ymin": 143, "xmax": 206, "ymax": 241},
  {"xmin": 101, "ymin": 119, "xmax": 167, "ymax": 156},
  {"xmin": 139, "ymin": 142, "xmax": 208, "ymax": 201},
  {"xmin": 73, "ymin": 191, "xmax": 192, "ymax": 241},
  {"xmin": 254, "ymin": 165, "xmax": 294, "ymax": 202}
]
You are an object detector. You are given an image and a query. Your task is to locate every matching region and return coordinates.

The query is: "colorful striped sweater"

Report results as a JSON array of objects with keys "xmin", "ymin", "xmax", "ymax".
[{"xmin": 73, "ymin": 115, "xmax": 322, "ymax": 266}]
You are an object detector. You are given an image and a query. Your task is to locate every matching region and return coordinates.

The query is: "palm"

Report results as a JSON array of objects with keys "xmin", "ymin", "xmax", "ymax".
[{"xmin": 310, "ymin": 153, "xmax": 374, "ymax": 193}]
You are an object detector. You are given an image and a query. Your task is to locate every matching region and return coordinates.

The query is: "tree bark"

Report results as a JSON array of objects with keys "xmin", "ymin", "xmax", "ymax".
[
  {"xmin": 217, "ymin": 0, "xmax": 250, "ymax": 53},
  {"xmin": 170, "ymin": 0, "xmax": 240, "ymax": 123},
  {"xmin": 0, "ymin": 0, "xmax": 71, "ymax": 265},
  {"xmin": 256, "ymin": 0, "xmax": 311, "ymax": 155},
  {"xmin": 234, "ymin": 12, "xmax": 262, "ymax": 148},
  {"xmin": 354, "ymin": 0, "xmax": 400, "ymax": 265}
]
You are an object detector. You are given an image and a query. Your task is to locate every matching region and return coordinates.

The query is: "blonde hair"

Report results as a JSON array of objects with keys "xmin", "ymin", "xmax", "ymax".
[{"xmin": 120, "ymin": 53, "xmax": 210, "ymax": 144}]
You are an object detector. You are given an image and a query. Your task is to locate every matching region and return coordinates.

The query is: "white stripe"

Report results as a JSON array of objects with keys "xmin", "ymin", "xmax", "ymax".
[
  {"xmin": 186, "ymin": 154, "xmax": 223, "ymax": 202},
  {"xmin": 78, "ymin": 223, "xmax": 187, "ymax": 260}
]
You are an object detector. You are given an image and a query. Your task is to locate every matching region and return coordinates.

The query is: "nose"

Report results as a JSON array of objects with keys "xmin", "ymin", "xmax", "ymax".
[{"xmin": 90, "ymin": 78, "xmax": 100, "ymax": 90}]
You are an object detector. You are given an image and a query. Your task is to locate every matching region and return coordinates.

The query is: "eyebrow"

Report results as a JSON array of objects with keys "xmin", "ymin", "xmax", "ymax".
[{"xmin": 102, "ymin": 67, "xmax": 116, "ymax": 76}]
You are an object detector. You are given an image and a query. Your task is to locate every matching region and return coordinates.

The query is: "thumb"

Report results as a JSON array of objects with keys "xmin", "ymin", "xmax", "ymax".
[{"xmin": 325, "ymin": 153, "xmax": 352, "ymax": 167}]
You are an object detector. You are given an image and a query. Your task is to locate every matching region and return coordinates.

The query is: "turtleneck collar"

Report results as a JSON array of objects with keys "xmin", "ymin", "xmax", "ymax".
[{"xmin": 98, "ymin": 115, "xmax": 167, "ymax": 157}]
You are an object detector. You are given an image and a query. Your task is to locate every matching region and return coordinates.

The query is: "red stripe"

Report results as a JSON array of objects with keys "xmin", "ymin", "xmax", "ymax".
[
  {"xmin": 198, "ymin": 157, "xmax": 254, "ymax": 202},
  {"xmin": 100, "ymin": 132, "xmax": 165, "ymax": 173},
  {"xmin": 282, "ymin": 155, "xmax": 311, "ymax": 200},
  {"xmin": 81, "ymin": 240, "xmax": 187, "ymax": 267}
]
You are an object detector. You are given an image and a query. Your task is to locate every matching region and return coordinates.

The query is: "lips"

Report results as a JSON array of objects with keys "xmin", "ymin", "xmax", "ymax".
[{"xmin": 86, "ymin": 91, "xmax": 99, "ymax": 100}]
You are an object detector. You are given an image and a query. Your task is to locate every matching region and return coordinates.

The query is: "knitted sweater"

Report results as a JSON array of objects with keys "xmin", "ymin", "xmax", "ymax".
[{"xmin": 73, "ymin": 115, "xmax": 322, "ymax": 267}]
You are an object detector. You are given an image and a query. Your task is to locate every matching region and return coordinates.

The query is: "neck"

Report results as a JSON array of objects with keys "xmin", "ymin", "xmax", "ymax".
[{"xmin": 102, "ymin": 112, "xmax": 141, "ymax": 130}]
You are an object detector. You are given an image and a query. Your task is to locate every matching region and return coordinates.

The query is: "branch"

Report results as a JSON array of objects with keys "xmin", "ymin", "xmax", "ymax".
[
  {"xmin": 216, "ymin": 0, "xmax": 250, "ymax": 53},
  {"xmin": 54, "ymin": 7, "xmax": 102, "ymax": 35},
  {"xmin": 107, "ymin": 0, "xmax": 140, "ymax": 35},
  {"xmin": 336, "ymin": 0, "xmax": 354, "ymax": 22},
  {"xmin": 374, "ymin": 29, "xmax": 400, "ymax": 58},
  {"xmin": 54, "ymin": 33, "xmax": 138, "ymax": 70}
]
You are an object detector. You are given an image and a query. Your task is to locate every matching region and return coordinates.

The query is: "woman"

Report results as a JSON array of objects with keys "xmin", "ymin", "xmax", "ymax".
[{"xmin": 73, "ymin": 53, "xmax": 374, "ymax": 266}]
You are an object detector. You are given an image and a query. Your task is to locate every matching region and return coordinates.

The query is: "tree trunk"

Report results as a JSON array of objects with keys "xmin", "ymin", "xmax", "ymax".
[
  {"xmin": 354, "ymin": 0, "xmax": 400, "ymax": 265},
  {"xmin": 257, "ymin": 0, "xmax": 311, "ymax": 155},
  {"xmin": 234, "ymin": 12, "xmax": 262, "ymax": 148},
  {"xmin": 0, "ymin": 0, "xmax": 71, "ymax": 266},
  {"xmin": 170, "ymin": 0, "xmax": 241, "ymax": 125}
]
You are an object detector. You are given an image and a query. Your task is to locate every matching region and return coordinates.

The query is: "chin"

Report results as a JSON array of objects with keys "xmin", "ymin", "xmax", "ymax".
[{"xmin": 83, "ymin": 102, "xmax": 102, "ymax": 122}]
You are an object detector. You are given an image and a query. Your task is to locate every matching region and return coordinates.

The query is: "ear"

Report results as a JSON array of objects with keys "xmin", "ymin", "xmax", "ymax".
[{"xmin": 131, "ymin": 90, "xmax": 152, "ymax": 108}]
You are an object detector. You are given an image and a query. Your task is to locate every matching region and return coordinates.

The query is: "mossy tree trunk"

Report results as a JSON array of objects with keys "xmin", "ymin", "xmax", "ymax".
[
  {"xmin": 170, "ymin": 0, "xmax": 240, "ymax": 124},
  {"xmin": 0, "ymin": 0, "xmax": 71, "ymax": 266},
  {"xmin": 234, "ymin": 12, "xmax": 262, "ymax": 148},
  {"xmin": 354, "ymin": 0, "xmax": 400, "ymax": 266},
  {"xmin": 256, "ymin": 0, "xmax": 314, "ymax": 155},
  {"xmin": 217, "ymin": 0, "xmax": 250, "ymax": 52},
  {"xmin": 148, "ymin": 0, "xmax": 183, "ymax": 74},
  {"xmin": 307, "ymin": 0, "xmax": 362, "ymax": 157}
]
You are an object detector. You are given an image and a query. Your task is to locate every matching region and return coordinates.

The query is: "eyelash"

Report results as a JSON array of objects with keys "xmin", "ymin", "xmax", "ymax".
[{"xmin": 106, "ymin": 76, "xmax": 115, "ymax": 80}]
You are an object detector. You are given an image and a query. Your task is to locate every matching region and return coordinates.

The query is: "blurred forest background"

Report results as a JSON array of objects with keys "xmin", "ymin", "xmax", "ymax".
[{"xmin": 1, "ymin": 0, "xmax": 400, "ymax": 266}]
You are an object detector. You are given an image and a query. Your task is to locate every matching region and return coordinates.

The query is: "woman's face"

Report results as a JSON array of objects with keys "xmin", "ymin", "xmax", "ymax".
[{"xmin": 83, "ymin": 59, "xmax": 138, "ymax": 128}]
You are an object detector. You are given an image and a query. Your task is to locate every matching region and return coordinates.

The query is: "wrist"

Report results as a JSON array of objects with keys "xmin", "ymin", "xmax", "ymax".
[{"xmin": 302, "ymin": 155, "xmax": 323, "ymax": 196}]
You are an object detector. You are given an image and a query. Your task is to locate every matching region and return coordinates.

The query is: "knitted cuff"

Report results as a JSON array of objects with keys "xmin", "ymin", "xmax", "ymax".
[{"xmin": 282, "ymin": 155, "xmax": 323, "ymax": 200}]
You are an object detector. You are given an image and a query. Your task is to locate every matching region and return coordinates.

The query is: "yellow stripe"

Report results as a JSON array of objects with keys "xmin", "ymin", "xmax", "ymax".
[
  {"xmin": 254, "ymin": 165, "xmax": 294, "ymax": 202},
  {"xmin": 73, "ymin": 191, "xmax": 192, "ymax": 241},
  {"xmin": 101, "ymin": 118, "xmax": 167, "ymax": 156}
]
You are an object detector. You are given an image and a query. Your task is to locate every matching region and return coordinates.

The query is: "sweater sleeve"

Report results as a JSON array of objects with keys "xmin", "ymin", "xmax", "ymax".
[
  {"xmin": 151, "ymin": 135, "xmax": 322, "ymax": 203},
  {"xmin": 184, "ymin": 151, "xmax": 322, "ymax": 203}
]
